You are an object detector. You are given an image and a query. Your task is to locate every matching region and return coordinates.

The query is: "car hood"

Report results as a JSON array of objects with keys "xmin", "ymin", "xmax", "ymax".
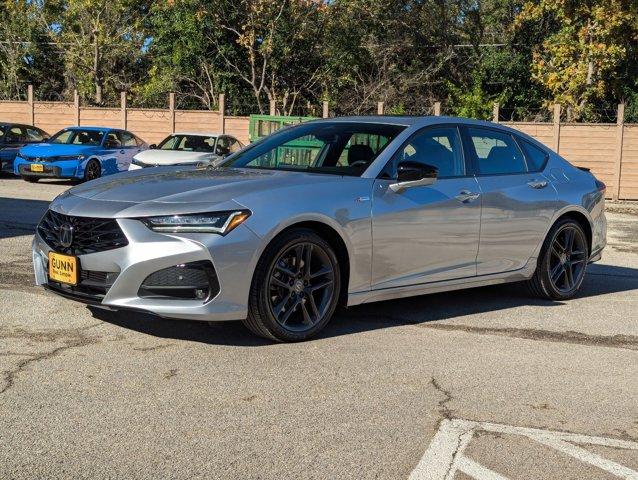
[
  {"xmin": 134, "ymin": 149, "xmax": 217, "ymax": 165},
  {"xmin": 20, "ymin": 143, "xmax": 97, "ymax": 157},
  {"xmin": 54, "ymin": 167, "xmax": 346, "ymax": 218}
]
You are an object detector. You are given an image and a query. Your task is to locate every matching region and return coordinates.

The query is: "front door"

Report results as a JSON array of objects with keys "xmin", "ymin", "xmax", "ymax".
[
  {"xmin": 371, "ymin": 125, "xmax": 481, "ymax": 290},
  {"xmin": 462, "ymin": 126, "xmax": 558, "ymax": 275}
]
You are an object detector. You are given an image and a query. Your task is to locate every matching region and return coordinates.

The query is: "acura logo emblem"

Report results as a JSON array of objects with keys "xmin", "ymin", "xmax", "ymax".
[{"xmin": 59, "ymin": 223, "xmax": 74, "ymax": 248}]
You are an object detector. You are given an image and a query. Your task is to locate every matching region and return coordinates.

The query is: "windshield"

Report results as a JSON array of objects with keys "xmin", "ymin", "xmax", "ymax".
[
  {"xmin": 223, "ymin": 121, "xmax": 405, "ymax": 176},
  {"xmin": 158, "ymin": 134, "xmax": 217, "ymax": 153},
  {"xmin": 50, "ymin": 129, "xmax": 104, "ymax": 146}
]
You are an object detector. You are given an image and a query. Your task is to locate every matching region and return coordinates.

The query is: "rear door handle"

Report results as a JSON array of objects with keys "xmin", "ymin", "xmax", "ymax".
[
  {"xmin": 528, "ymin": 179, "xmax": 548, "ymax": 189},
  {"xmin": 455, "ymin": 190, "xmax": 480, "ymax": 203},
  {"xmin": 119, "ymin": 149, "xmax": 125, "ymax": 154}
]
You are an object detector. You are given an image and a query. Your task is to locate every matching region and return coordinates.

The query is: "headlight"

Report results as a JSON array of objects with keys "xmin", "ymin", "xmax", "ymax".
[
  {"xmin": 140, "ymin": 210, "xmax": 251, "ymax": 234},
  {"xmin": 131, "ymin": 158, "xmax": 147, "ymax": 167}
]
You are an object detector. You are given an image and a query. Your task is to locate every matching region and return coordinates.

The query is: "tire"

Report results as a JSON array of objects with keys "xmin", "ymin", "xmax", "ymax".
[
  {"xmin": 23, "ymin": 176, "xmax": 38, "ymax": 183},
  {"xmin": 527, "ymin": 218, "xmax": 589, "ymax": 300},
  {"xmin": 244, "ymin": 228, "xmax": 341, "ymax": 342},
  {"xmin": 83, "ymin": 159, "xmax": 101, "ymax": 182}
]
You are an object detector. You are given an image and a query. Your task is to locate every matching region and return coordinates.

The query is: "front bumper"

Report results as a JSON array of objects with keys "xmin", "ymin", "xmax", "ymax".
[
  {"xmin": 33, "ymin": 217, "xmax": 263, "ymax": 321},
  {"xmin": 14, "ymin": 157, "xmax": 80, "ymax": 178}
]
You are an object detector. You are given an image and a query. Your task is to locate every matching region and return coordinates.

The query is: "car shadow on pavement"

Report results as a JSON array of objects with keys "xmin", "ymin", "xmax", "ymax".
[
  {"xmin": 0, "ymin": 197, "xmax": 51, "ymax": 239},
  {"xmin": 88, "ymin": 263, "xmax": 638, "ymax": 346}
]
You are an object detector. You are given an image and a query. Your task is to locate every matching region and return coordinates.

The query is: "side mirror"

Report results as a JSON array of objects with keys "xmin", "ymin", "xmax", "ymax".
[
  {"xmin": 42, "ymin": 137, "xmax": 50, "ymax": 142},
  {"xmin": 149, "ymin": 144, "xmax": 157, "ymax": 149},
  {"xmin": 389, "ymin": 161, "xmax": 438, "ymax": 193}
]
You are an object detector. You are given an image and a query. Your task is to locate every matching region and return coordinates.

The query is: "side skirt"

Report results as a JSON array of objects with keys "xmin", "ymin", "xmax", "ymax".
[{"xmin": 347, "ymin": 259, "xmax": 537, "ymax": 306}]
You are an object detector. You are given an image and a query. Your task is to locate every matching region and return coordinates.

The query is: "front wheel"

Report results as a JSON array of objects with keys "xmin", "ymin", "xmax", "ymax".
[
  {"xmin": 528, "ymin": 218, "xmax": 589, "ymax": 300},
  {"xmin": 244, "ymin": 229, "xmax": 341, "ymax": 342},
  {"xmin": 83, "ymin": 159, "xmax": 101, "ymax": 182}
]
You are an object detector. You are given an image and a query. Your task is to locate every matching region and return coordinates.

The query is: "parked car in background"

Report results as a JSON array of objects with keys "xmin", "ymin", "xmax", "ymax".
[
  {"xmin": 128, "ymin": 132, "xmax": 243, "ymax": 170},
  {"xmin": 0, "ymin": 123, "xmax": 49, "ymax": 174},
  {"xmin": 14, "ymin": 126, "xmax": 147, "ymax": 182},
  {"xmin": 33, "ymin": 117, "xmax": 606, "ymax": 342}
]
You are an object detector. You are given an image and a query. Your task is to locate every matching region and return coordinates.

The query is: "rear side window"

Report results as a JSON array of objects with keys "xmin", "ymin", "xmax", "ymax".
[
  {"xmin": 120, "ymin": 131, "xmax": 137, "ymax": 147},
  {"xmin": 467, "ymin": 127, "xmax": 527, "ymax": 175},
  {"xmin": 520, "ymin": 139, "xmax": 549, "ymax": 172}
]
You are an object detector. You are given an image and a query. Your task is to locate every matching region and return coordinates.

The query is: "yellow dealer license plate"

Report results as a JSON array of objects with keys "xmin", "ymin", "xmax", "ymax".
[
  {"xmin": 30, "ymin": 163, "xmax": 44, "ymax": 172},
  {"xmin": 48, "ymin": 252, "xmax": 78, "ymax": 285}
]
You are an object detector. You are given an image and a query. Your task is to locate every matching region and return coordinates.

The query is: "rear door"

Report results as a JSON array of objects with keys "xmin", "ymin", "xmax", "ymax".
[
  {"xmin": 462, "ymin": 126, "xmax": 558, "ymax": 275},
  {"xmin": 102, "ymin": 130, "xmax": 125, "ymax": 174},
  {"xmin": 119, "ymin": 130, "xmax": 142, "ymax": 169},
  {"xmin": 0, "ymin": 126, "xmax": 27, "ymax": 168},
  {"xmin": 371, "ymin": 125, "xmax": 482, "ymax": 289}
]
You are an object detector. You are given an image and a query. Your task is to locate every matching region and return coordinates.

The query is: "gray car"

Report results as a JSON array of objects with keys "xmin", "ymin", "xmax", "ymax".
[{"xmin": 33, "ymin": 116, "xmax": 607, "ymax": 341}]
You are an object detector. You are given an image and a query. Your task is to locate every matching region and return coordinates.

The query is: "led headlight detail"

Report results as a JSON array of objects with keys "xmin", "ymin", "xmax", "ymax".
[{"xmin": 141, "ymin": 210, "xmax": 251, "ymax": 235}]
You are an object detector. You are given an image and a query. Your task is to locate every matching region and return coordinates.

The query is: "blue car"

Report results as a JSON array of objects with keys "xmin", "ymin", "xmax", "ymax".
[
  {"xmin": 14, "ymin": 126, "xmax": 147, "ymax": 182},
  {"xmin": 0, "ymin": 123, "xmax": 49, "ymax": 174}
]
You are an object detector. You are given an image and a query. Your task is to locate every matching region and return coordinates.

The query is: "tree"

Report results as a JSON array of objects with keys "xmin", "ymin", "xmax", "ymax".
[
  {"xmin": 211, "ymin": 0, "xmax": 326, "ymax": 115},
  {"xmin": 516, "ymin": 0, "xmax": 637, "ymax": 118},
  {"xmin": 41, "ymin": 0, "xmax": 152, "ymax": 104}
]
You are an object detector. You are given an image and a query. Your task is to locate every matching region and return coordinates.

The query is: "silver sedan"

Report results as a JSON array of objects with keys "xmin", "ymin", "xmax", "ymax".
[{"xmin": 33, "ymin": 116, "xmax": 607, "ymax": 341}]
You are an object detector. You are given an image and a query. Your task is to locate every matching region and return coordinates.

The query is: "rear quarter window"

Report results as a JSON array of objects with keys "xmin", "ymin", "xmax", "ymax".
[{"xmin": 520, "ymin": 139, "xmax": 549, "ymax": 172}]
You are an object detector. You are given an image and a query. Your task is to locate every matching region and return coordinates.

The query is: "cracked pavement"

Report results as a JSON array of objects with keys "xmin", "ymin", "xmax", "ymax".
[{"xmin": 1, "ymin": 178, "xmax": 637, "ymax": 479}]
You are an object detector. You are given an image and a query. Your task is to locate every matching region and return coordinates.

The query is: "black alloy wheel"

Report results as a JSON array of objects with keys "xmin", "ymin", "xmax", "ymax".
[
  {"xmin": 268, "ymin": 242, "xmax": 335, "ymax": 331},
  {"xmin": 547, "ymin": 225, "xmax": 588, "ymax": 294},
  {"xmin": 244, "ymin": 229, "xmax": 341, "ymax": 342},
  {"xmin": 83, "ymin": 159, "xmax": 101, "ymax": 182},
  {"xmin": 528, "ymin": 218, "xmax": 589, "ymax": 300}
]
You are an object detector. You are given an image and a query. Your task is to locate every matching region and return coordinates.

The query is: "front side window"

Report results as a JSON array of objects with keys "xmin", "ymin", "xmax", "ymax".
[
  {"xmin": 383, "ymin": 126, "xmax": 465, "ymax": 179},
  {"xmin": 26, "ymin": 128, "xmax": 44, "ymax": 142},
  {"xmin": 224, "ymin": 122, "xmax": 405, "ymax": 176},
  {"xmin": 50, "ymin": 129, "xmax": 104, "ymax": 146},
  {"xmin": 468, "ymin": 127, "xmax": 527, "ymax": 175},
  {"xmin": 158, "ymin": 134, "xmax": 216, "ymax": 153}
]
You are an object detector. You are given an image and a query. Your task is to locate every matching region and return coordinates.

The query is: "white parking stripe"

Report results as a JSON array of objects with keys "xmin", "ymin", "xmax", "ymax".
[
  {"xmin": 456, "ymin": 456, "xmax": 510, "ymax": 480},
  {"xmin": 410, "ymin": 419, "xmax": 638, "ymax": 480},
  {"xmin": 533, "ymin": 436, "xmax": 638, "ymax": 480},
  {"xmin": 408, "ymin": 419, "xmax": 474, "ymax": 480}
]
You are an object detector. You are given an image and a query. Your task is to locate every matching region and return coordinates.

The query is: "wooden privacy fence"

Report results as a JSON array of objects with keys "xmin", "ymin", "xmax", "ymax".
[
  {"xmin": 0, "ymin": 87, "xmax": 250, "ymax": 146},
  {"xmin": 1, "ymin": 87, "xmax": 637, "ymax": 200}
]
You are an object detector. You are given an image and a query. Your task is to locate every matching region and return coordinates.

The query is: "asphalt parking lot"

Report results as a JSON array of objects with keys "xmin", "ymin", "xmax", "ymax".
[{"xmin": 1, "ymin": 177, "xmax": 637, "ymax": 479}]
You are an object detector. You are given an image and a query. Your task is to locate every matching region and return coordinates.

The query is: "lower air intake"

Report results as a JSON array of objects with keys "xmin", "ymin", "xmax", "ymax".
[{"xmin": 138, "ymin": 261, "xmax": 219, "ymax": 301}]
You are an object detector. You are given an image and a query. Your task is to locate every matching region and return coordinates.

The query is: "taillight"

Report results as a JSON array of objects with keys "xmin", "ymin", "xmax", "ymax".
[{"xmin": 595, "ymin": 179, "xmax": 606, "ymax": 193}]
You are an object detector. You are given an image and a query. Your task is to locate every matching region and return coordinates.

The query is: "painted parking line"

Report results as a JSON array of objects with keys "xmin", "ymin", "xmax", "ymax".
[{"xmin": 409, "ymin": 418, "xmax": 638, "ymax": 480}]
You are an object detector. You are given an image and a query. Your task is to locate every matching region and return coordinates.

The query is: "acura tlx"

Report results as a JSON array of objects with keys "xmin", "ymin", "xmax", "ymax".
[{"xmin": 33, "ymin": 117, "xmax": 607, "ymax": 341}]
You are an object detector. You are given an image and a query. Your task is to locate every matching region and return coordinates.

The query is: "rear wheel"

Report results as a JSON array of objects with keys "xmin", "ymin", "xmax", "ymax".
[
  {"xmin": 83, "ymin": 159, "xmax": 101, "ymax": 182},
  {"xmin": 528, "ymin": 218, "xmax": 589, "ymax": 300},
  {"xmin": 244, "ymin": 229, "xmax": 341, "ymax": 342}
]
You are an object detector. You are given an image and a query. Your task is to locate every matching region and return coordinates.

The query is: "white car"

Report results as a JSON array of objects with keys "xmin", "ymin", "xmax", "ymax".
[{"xmin": 128, "ymin": 133, "xmax": 243, "ymax": 170}]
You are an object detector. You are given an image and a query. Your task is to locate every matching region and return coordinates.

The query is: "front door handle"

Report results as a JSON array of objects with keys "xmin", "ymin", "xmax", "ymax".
[
  {"xmin": 455, "ymin": 190, "xmax": 480, "ymax": 203},
  {"xmin": 528, "ymin": 179, "xmax": 548, "ymax": 189},
  {"xmin": 119, "ymin": 149, "xmax": 125, "ymax": 154}
]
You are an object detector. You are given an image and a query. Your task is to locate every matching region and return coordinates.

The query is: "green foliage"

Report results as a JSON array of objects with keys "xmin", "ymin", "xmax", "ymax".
[{"xmin": 0, "ymin": 0, "xmax": 637, "ymax": 117}]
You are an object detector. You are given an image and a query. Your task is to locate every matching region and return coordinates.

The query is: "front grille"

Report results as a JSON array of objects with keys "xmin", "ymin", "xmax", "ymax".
[{"xmin": 38, "ymin": 210, "xmax": 128, "ymax": 256}]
